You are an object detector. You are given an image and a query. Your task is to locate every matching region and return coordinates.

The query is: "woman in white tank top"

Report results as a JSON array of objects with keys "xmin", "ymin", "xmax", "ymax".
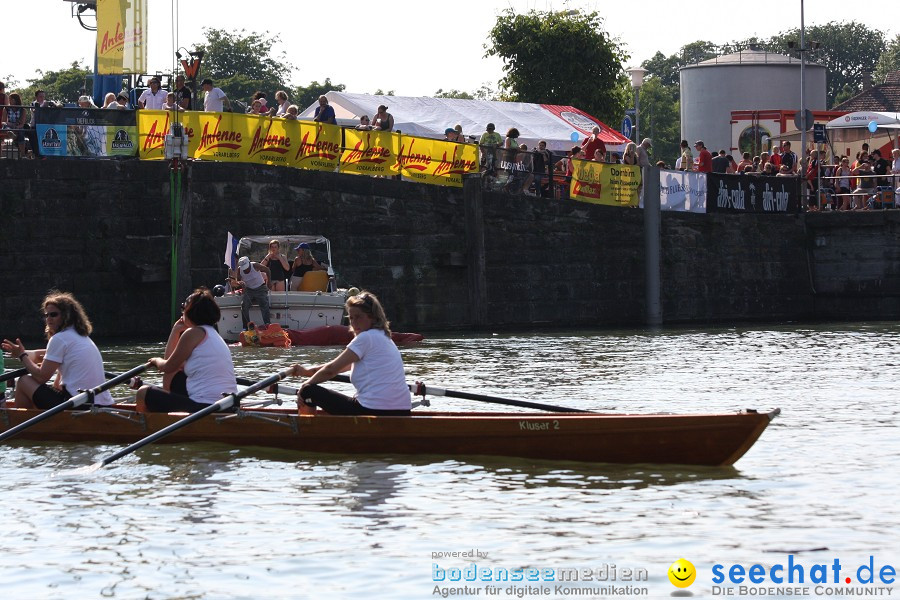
[{"xmin": 136, "ymin": 288, "xmax": 237, "ymax": 413}]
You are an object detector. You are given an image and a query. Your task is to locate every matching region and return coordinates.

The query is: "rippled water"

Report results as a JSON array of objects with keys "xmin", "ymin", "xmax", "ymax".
[{"xmin": 2, "ymin": 323, "xmax": 899, "ymax": 599}]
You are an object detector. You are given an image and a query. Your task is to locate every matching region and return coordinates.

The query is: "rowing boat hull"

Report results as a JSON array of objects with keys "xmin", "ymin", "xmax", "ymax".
[{"xmin": 0, "ymin": 408, "xmax": 778, "ymax": 466}]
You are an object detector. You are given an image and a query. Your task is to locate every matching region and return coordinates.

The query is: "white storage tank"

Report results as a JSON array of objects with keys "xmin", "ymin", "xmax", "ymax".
[{"xmin": 680, "ymin": 49, "xmax": 826, "ymax": 154}]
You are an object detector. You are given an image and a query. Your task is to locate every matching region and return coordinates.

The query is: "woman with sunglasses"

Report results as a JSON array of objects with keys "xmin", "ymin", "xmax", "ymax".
[
  {"xmin": 135, "ymin": 288, "xmax": 236, "ymax": 413},
  {"xmin": 2, "ymin": 291, "xmax": 113, "ymax": 409},
  {"xmin": 283, "ymin": 291, "xmax": 411, "ymax": 416}
]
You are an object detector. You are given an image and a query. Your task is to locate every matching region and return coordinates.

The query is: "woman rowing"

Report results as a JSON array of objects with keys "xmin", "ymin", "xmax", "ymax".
[
  {"xmin": 283, "ymin": 291, "xmax": 411, "ymax": 416},
  {"xmin": 1, "ymin": 291, "xmax": 112, "ymax": 409},
  {"xmin": 135, "ymin": 288, "xmax": 237, "ymax": 413}
]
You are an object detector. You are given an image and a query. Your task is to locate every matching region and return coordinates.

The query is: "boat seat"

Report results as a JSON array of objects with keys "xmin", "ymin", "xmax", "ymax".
[{"xmin": 298, "ymin": 270, "xmax": 328, "ymax": 292}]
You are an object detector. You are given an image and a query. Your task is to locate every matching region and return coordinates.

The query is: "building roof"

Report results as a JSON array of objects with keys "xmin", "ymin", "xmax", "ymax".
[
  {"xmin": 682, "ymin": 48, "xmax": 824, "ymax": 69},
  {"xmin": 832, "ymin": 71, "xmax": 900, "ymax": 112}
]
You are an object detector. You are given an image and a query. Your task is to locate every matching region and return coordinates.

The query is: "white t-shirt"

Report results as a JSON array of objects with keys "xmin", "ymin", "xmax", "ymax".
[
  {"xmin": 44, "ymin": 327, "xmax": 113, "ymax": 405},
  {"xmin": 347, "ymin": 329, "xmax": 410, "ymax": 411},
  {"xmin": 204, "ymin": 87, "xmax": 228, "ymax": 112},
  {"xmin": 184, "ymin": 325, "xmax": 237, "ymax": 405},
  {"xmin": 138, "ymin": 88, "xmax": 167, "ymax": 110}
]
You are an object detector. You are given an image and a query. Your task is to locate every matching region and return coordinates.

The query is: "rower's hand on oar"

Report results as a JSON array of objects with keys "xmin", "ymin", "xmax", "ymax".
[{"xmin": 146, "ymin": 357, "xmax": 164, "ymax": 370}]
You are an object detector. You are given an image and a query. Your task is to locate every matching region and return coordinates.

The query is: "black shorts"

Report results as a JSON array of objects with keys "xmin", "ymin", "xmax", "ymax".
[
  {"xmin": 143, "ymin": 386, "xmax": 221, "ymax": 413},
  {"xmin": 299, "ymin": 384, "xmax": 411, "ymax": 416},
  {"xmin": 32, "ymin": 384, "xmax": 73, "ymax": 409}
]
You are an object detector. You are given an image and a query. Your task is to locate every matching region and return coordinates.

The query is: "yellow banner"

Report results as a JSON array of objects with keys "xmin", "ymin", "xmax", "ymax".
[
  {"xmin": 96, "ymin": 0, "xmax": 146, "ymax": 74},
  {"xmin": 569, "ymin": 160, "xmax": 642, "ymax": 206},
  {"xmin": 396, "ymin": 137, "xmax": 479, "ymax": 187},
  {"xmin": 340, "ymin": 129, "xmax": 399, "ymax": 176},
  {"xmin": 290, "ymin": 122, "xmax": 341, "ymax": 172},
  {"xmin": 244, "ymin": 114, "xmax": 296, "ymax": 167}
]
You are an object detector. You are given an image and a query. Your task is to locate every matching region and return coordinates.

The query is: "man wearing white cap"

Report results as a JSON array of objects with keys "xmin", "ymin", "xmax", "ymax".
[{"xmin": 232, "ymin": 256, "xmax": 271, "ymax": 328}]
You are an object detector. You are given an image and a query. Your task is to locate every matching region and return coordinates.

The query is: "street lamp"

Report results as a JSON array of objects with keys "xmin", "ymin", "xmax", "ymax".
[{"xmin": 627, "ymin": 67, "xmax": 647, "ymax": 142}]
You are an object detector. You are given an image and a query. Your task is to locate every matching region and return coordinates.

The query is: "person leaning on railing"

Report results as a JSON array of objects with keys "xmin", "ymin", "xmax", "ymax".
[
  {"xmin": 850, "ymin": 159, "xmax": 876, "ymax": 210},
  {"xmin": 1, "ymin": 92, "xmax": 29, "ymax": 158}
]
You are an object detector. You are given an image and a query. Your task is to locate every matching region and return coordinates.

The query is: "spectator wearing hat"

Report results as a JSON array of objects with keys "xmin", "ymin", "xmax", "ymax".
[
  {"xmin": 637, "ymin": 138, "xmax": 652, "ymax": 167},
  {"xmin": 373, "ymin": 105, "xmax": 394, "ymax": 131},
  {"xmin": 201, "ymin": 78, "xmax": 231, "ymax": 112},
  {"xmin": 138, "ymin": 77, "xmax": 168, "ymax": 110},
  {"xmin": 230, "ymin": 256, "xmax": 271, "ymax": 328},
  {"xmin": 313, "ymin": 95, "xmax": 336, "ymax": 125},
  {"xmin": 290, "ymin": 243, "xmax": 326, "ymax": 291},
  {"xmin": 694, "ymin": 140, "xmax": 712, "ymax": 173},
  {"xmin": 444, "ymin": 127, "xmax": 464, "ymax": 143},
  {"xmin": 479, "ymin": 123, "xmax": 503, "ymax": 171}
]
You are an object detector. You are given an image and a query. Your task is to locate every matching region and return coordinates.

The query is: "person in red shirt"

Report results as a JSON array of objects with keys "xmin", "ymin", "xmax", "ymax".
[
  {"xmin": 581, "ymin": 126, "xmax": 607, "ymax": 163},
  {"xmin": 694, "ymin": 140, "xmax": 712, "ymax": 173}
]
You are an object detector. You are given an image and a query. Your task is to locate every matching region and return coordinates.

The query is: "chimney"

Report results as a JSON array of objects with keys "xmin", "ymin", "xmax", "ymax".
[{"xmin": 861, "ymin": 71, "xmax": 874, "ymax": 91}]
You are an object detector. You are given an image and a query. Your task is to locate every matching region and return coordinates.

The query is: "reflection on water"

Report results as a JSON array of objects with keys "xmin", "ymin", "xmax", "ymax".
[{"xmin": 3, "ymin": 322, "xmax": 900, "ymax": 598}]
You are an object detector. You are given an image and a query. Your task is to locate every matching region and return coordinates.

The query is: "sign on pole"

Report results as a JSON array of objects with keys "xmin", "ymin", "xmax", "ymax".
[{"xmin": 621, "ymin": 116, "xmax": 633, "ymax": 140}]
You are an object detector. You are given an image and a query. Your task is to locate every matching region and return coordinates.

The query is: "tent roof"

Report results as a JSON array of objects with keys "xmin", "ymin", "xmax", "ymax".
[
  {"xmin": 299, "ymin": 92, "xmax": 631, "ymax": 152},
  {"xmin": 825, "ymin": 111, "xmax": 900, "ymax": 130}
]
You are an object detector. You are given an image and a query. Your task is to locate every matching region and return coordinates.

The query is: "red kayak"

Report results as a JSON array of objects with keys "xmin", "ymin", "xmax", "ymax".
[{"xmin": 288, "ymin": 325, "xmax": 424, "ymax": 346}]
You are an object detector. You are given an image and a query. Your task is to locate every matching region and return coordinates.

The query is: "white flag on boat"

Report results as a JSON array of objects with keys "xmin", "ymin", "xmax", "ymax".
[{"xmin": 224, "ymin": 232, "xmax": 239, "ymax": 269}]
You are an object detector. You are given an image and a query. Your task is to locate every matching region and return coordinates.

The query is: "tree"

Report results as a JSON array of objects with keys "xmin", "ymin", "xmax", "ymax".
[
  {"xmin": 292, "ymin": 78, "xmax": 346, "ymax": 111},
  {"xmin": 22, "ymin": 62, "xmax": 91, "ymax": 105},
  {"xmin": 485, "ymin": 9, "xmax": 629, "ymax": 125},
  {"xmin": 636, "ymin": 78, "xmax": 680, "ymax": 165},
  {"xmin": 434, "ymin": 89, "xmax": 474, "ymax": 99},
  {"xmin": 765, "ymin": 21, "xmax": 885, "ymax": 108},
  {"xmin": 192, "ymin": 28, "xmax": 294, "ymax": 104},
  {"xmin": 874, "ymin": 34, "xmax": 900, "ymax": 83}
]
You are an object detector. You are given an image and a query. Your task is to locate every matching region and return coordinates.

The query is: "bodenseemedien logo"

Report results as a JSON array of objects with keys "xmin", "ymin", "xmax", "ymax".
[{"xmin": 668, "ymin": 558, "xmax": 697, "ymax": 588}]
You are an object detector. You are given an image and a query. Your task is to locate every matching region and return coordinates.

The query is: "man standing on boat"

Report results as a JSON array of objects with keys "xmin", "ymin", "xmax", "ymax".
[{"xmin": 231, "ymin": 256, "xmax": 271, "ymax": 328}]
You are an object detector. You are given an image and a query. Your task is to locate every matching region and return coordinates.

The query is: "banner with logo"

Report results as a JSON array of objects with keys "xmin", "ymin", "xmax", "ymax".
[
  {"xmin": 652, "ymin": 170, "xmax": 707, "ymax": 213},
  {"xmin": 569, "ymin": 159, "xmax": 641, "ymax": 206},
  {"xmin": 290, "ymin": 121, "xmax": 342, "ymax": 172},
  {"xmin": 396, "ymin": 137, "xmax": 479, "ymax": 187},
  {"xmin": 244, "ymin": 114, "xmax": 296, "ymax": 167},
  {"xmin": 96, "ymin": 0, "xmax": 146, "ymax": 74},
  {"xmin": 35, "ymin": 107, "xmax": 137, "ymax": 158},
  {"xmin": 340, "ymin": 129, "xmax": 400, "ymax": 177},
  {"xmin": 706, "ymin": 173, "xmax": 801, "ymax": 213}
]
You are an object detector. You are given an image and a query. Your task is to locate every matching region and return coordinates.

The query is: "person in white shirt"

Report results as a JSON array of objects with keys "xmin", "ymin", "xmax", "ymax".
[
  {"xmin": 137, "ymin": 77, "xmax": 168, "ymax": 110},
  {"xmin": 201, "ymin": 78, "xmax": 231, "ymax": 112},
  {"xmin": 135, "ymin": 288, "xmax": 237, "ymax": 413},
  {"xmin": 283, "ymin": 291, "xmax": 411, "ymax": 416},
  {"xmin": 2, "ymin": 291, "xmax": 113, "ymax": 409}
]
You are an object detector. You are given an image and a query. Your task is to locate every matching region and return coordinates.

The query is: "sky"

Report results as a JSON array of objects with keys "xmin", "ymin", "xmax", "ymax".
[{"xmin": 3, "ymin": 0, "xmax": 897, "ymax": 99}]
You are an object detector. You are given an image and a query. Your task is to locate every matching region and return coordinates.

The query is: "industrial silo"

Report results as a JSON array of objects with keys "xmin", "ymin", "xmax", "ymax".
[{"xmin": 680, "ymin": 49, "xmax": 826, "ymax": 155}]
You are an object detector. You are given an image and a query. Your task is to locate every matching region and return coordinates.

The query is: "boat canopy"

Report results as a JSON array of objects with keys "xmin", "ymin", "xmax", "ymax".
[{"xmin": 236, "ymin": 235, "xmax": 333, "ymax": 270}]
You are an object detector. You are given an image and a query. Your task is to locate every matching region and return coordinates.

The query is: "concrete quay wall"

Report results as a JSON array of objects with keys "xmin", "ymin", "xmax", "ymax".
[{"xmin": 1, "ymin": 159, "xmax": 898, "ymax": 339}]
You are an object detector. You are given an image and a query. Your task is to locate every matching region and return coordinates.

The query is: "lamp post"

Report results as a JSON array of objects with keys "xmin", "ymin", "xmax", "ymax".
[
  {"xmin": 627, "ymin": 67, "xmax": 647, "ymax": 142},
  {"xmin": 799, "ymin": 0, "xmax": 807, "ymax": 183}
]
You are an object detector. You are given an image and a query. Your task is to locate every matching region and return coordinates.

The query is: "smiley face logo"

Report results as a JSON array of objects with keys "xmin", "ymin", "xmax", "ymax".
[{"xmin": 668, "ymin": 558, "xmax": 696, "ymax": 588}]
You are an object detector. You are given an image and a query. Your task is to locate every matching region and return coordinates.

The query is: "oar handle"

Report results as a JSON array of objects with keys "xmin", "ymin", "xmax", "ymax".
[
  {"xmin": 0, "ymin": 368, "xmax": 27, "ymax": 384},
  {"xmin": 93, "ymin": 367, "xmax": 295, "ymax": 469},
  {"xmin": 0, "ymin": 364, "xmax": 148, "ymax": 444}
]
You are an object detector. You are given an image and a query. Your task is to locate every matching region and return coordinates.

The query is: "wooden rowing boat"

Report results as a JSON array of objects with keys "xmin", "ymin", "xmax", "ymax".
[{"xmin": 0, "ymin": 406, "xmax": 779, "ymax": 466}]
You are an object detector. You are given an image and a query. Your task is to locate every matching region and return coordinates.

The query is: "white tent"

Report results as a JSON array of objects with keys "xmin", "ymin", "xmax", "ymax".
[
  {"xmin": 299, "ymin": 91, "xmax": 631, "ymax": 152},
  {"xmin": 825, "ymin": 111, "xmax": 900, "ymax": 145}
]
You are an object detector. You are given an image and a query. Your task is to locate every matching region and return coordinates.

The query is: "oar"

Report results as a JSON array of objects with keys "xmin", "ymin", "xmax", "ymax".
[
  {"xmin": 0, "ymin": 368, "xmax": 27, "ymax": 384},
  {"xmin": 87, "ymin": 367, "xmax": 295, "ymax": 470},
  {"xmin": 237, "ymin": 374, "xmax": 590, "ymax": 413},
  {"xmin": 0, "ymin": 364, "xmax": 148, "ymax": 444}
]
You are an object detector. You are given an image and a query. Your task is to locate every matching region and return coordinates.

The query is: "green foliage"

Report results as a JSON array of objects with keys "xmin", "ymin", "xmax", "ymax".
[
  {"xmin": 372, "ymin": 89, "xmax": 395, "ymax": 96},
  {"xmin": 485, "ymin": 9, "xmax": 629, "ymax": 125},
  {"xmin": 765, "ymin": 21, "xmax": 885, "ymax": 108},
  {"xmin": 192, "ymin": 28, "xmax": 294, "ymax": 103},
  {"xmin": 292, "ymin": 78, "xmax": 346, "ymax": 111},
  {"xmin": 874, "ymin": 34, "xmax": 900, "ymax": 83},
  {"xmin": 21, "ymin": 62, "xmax": 91, "ymax": 105},
  {"xmin": 636, "ymin": 78, "xmax": 680, "ymax": 165},
  {"xmin": 434, "ymin": 89, "xmax": 474, "ymax": 99}
]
